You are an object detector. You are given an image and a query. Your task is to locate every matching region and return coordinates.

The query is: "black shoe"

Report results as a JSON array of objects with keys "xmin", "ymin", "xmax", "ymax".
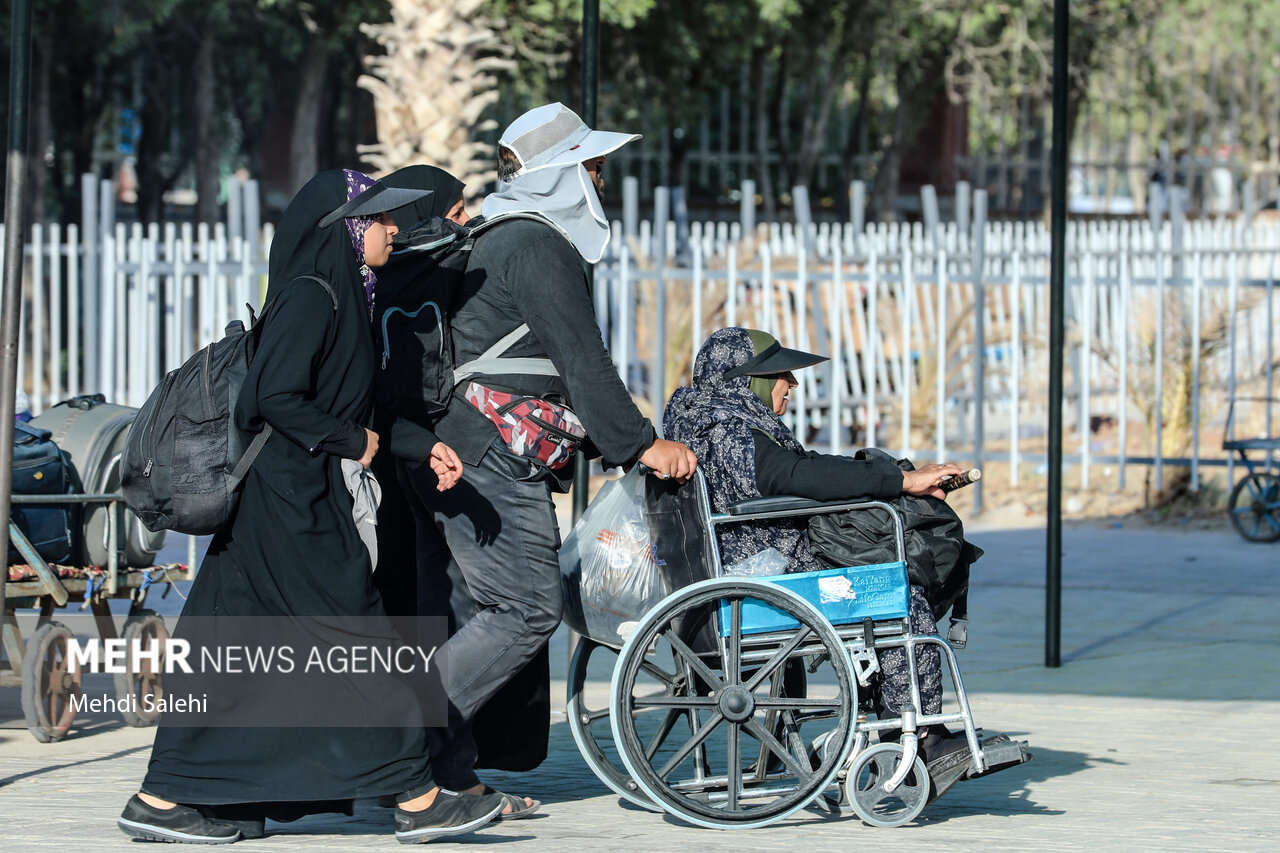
[
  {"xmin": 117, "ymin": 795, "xmax": 242, "ymax": 844},
  {"xmin": 200, "ymin": 805, "xmax": 268, "ymax": 840},
  {"xmin": 919, "ymin": 727, "xmax": 970, "ymax": 765},
  {"xmin": 394, "ymin": 789, "xmax": 506, "ymax": 844},
  {"xmin": 923, "ymin": 732, "xmax": 976, "ymax": 805}
]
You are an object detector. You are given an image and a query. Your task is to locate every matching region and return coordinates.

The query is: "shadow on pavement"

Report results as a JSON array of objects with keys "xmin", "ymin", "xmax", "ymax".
[{"xmin": 0, "ymin": 744, "xmax": 150, "ymax": 789}]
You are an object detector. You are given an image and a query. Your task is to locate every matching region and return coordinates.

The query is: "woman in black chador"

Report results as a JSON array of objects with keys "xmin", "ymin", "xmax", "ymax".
[{"xmin": 117, "ymin": 169, "xmax": 506, "ymax": 845}]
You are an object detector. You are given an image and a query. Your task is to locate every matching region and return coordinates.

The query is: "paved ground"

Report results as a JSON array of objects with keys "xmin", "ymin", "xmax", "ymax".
[{"xmin": 2, "ymin": 515, "xmax": 1278, "ymax": 852}]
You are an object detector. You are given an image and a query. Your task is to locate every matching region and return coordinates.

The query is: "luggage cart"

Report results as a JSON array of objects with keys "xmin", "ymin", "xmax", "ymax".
[
  {"xmin": 3, "ymin": 492, "xmax": 193, "ymax": 742},
  {"xmin": 1222, "ymin": 397, "xmax": 1280, "ymax": 542},
  {"xmin": 562, "ymin": 470, "xmax": 1030, "ymax": 828}
]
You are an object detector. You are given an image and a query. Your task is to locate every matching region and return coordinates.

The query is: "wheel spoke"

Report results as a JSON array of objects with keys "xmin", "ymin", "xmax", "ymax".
[
  {"xmin": 633, "ymin": 695, "xmax": 718, "ymax": 708},
  {"xmin": 657, "ymin": 711, "xmax": 725, "ymax": 780},
  {"xmin": 754, "ymin": 697, "xmax": 842, "ymax": 711},
  {"xmin": 725, "ymin": 599, "xmax": 741, "ymax": 687},
  {"xmin": 644, "ymin": 708, "xmax": 686, "ymax": 761},
  {"xmin": 744, "ymin": 626, "xmax": 812, "ymax": 693},
  {"xmin": 663, "ymin": 630, "xmax": 725, "ymax": 694},
  {"xmin": 726, "ymin": 722, "xmax": 740, "ymax": 812},
  {"xmin": 742, "ymin": 718, "xmax": 811, "ymax": 779},
  {"xmin": 638, "ymin": 658, "xmax": 679, "ymax": 687}
]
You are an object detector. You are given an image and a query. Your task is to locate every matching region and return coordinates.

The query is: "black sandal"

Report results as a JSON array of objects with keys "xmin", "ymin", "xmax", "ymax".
[{"xmin": 481, "ymin": 786, "xmax": 541, "ymax": 820}]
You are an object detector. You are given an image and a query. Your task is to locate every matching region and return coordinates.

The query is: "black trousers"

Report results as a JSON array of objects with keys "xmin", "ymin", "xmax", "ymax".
[{"xmin": 401, "ymin": 440, "xmax": 563, "ymax": 788}]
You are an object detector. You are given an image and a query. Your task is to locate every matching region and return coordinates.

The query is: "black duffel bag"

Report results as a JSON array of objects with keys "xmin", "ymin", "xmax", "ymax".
[
  {"xmin": 9, "ymin": 421, "xmax": 74, "ymax": 564},
  {"xmin": 807, "ymin": 449, "xmax": 982, "ymax": 624}
]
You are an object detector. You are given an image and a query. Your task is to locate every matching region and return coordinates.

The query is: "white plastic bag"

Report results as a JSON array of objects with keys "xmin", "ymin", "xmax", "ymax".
[
  {"xmin": 559, "ymin": 468, "xmax": 669, "ymax": 645},
  {"xmin": 724, "ymin": 547, "xmax": 789, "ymax": 578}
]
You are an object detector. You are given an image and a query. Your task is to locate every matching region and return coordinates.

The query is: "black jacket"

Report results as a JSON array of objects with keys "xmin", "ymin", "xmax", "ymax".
[
  {"xmin": 388, "ymin": 218, "xmax": 656, "ymax": 474},
  {"xmin": 751, "ymin": 432, "xmax": 904, "ymax": 499}
]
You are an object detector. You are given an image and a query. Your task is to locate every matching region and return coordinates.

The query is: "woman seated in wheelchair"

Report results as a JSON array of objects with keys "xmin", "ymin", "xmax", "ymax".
[{"xmin": 664, "ymin": 327, "xmax": 999, "ymax": 794}]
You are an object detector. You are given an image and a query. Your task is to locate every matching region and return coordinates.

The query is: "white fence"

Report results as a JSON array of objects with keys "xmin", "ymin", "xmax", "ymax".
[{"xmin": 4, "ymin": 177, "xmax": 1278, "ymax": 512}]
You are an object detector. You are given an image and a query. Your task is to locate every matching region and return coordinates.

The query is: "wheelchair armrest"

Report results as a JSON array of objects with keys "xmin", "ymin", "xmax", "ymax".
[{"xmin": 727, "ymin": 496, "xmax": 851, "ymax": 516}]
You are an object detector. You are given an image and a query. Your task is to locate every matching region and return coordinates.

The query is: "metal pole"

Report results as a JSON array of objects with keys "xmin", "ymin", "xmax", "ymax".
[
  {"xmin": 0, "ymin": 0, "xmax": 35, "ymax": 654},
  {"xmin": 971, "ymin": 189, "xmax": 987, "ymax": 514},
  {"xmin": 1045, "ymin": 0, "xmax": 1069, "ymax": 668},
  {"xmin": 573, "ymin": 0, "xmax": 601, "ymax": 527}
]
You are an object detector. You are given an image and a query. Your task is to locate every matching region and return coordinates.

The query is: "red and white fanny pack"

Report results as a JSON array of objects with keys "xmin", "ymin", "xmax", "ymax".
[{"xmin": 464, "ymin": 382, "xmax": 585, "ymax": 470}]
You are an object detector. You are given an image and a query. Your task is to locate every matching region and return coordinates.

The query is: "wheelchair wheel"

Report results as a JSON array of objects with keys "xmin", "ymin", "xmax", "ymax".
[
  {"xmin": 611, "ymin": 578, "xmax": 856, "ymax": 829},
  {"xmin": 1228, "ymin": 473, "xmax": 1280, "ymax": 542},
  {"xmin": 845, "ymin": 743, "xmax": 929, "ymax": 827},
  {"xmin": 567, "ymin": 637, "xmax": 658, "ymax": 811}
]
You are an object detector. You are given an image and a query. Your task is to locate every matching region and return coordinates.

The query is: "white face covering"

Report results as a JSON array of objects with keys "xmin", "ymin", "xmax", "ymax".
[{"xmin": 481, "ymin": 161, "xmax": 612, "ymax": 264}]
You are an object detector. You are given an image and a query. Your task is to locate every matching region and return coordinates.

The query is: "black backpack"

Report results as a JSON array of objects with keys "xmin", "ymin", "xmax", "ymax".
[
  {"xmin": 8, "ymin": 421, "xmax": 74, "ymax": 564},
  {"xmin": 121, "ymin": 276, "xmax": 337, "ymax": 535},
  {"xmin": 806, "ymin": 449, "xmax": 983, "ymax": 643},
  {"xmin": 371, "ymin": 213, "xmax": 558, "ymax": 423}
]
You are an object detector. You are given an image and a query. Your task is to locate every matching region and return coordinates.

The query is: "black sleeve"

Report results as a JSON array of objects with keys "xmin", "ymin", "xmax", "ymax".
[
  {"xmin": 374, "ymin": 409, "xmax": 443, "ymax": 466},
  {"xmin": 752, "ymin": 432, "xmax": 904, "ymax": 501},
  {"xmin": 510, "ymin": 235, "xmax": 657, "ymax": 466},
  {"xmin": 251, "ymin": 285, "xmax": 343, "ymax": 452},
  {"xmin": 316, "ymin": 420, "xmax": 368, "ymax": 459}
]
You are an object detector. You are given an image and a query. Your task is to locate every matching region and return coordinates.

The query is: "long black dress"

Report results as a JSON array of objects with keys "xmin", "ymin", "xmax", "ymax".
[{"xmin": 142, "ymin": 170, "xmax": 433, "ymax": 806}]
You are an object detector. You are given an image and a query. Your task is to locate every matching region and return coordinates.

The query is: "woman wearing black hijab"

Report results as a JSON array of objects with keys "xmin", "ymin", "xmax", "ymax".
[
  {"xmin": 371, "ymin": 165, "xmax": 541, "ymax": 819},
  {"xmin": 384, "ymin": 164, "xmax": 471, "ymax": 228},
  {"xmin": 118, "ymin": 169, "xmax": 506, "ymax": 844}
]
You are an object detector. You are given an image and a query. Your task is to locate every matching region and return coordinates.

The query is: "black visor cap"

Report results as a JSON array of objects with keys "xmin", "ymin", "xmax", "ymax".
[
  {"xmin": 723, "ymin": 341, "xmax": 829, "ymax": 380},
  {"xmin": 318, "ymin": 183, "xmax": 433, "ymax": 229}
]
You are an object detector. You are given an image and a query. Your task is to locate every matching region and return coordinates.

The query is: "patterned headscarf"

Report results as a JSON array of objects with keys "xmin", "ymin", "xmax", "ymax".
[
  {"xmin": 342, "ymin": 169, "xmax": 379, "ymax": 314},
  {"xmin": 664, "ymin": 327, "xmax": 819, "ymax": 572}
]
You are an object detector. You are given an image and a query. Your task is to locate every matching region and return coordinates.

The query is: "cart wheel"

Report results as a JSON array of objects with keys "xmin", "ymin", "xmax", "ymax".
[
  {"xmin": 114, "ymin": 611, "xmax": 168, "ymax": 727},
  {"xmin": 567, "ymin": 637, "xmax": 660, "ymax": 811},
  {"xmin": 611, "ymin": 578, "xmax": 856, "ymax": 829},
  {"xmin": 21, "ymin": 621, "xmax": 83, "ymax": 743},
  {"xmin": 845, "ymin": 743, "xmax": 929, "ymax": 827},
  {"xmin": 1228, "ymin": 473, "xmax": 1280, "ymax": 542}
]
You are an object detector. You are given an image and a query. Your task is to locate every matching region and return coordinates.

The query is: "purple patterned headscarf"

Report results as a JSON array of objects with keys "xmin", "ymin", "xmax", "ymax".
[{"xmin": 342, "ymin": 169, "xmax": 379, "ymax": 313}]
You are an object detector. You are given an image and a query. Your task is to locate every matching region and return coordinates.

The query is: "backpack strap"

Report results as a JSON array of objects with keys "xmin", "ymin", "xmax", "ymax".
[
  {"xmin": 228, "ymin": 428, "xmax": 272, "ymax": 486},
  {"xmin": 233, "ymin": 275, "xmax": 341, "ymax": 479},
  {"xmin": 251, "ymin": 274, "xmax": 340, "ymax": 327},
  {"xmin": 288, "ymin": 274, "xmax": 339, "ymax": 310},
  {"xmin": 466, "ymin": 211, "xmax": 557, "ymax": 240},
  {"xmin": 452, "ymin": 324, "xmax": 559, "ymax": 385},
  {"xmin": 449, "ymin": 214, "xmax": 563, "ymax": 387},
  {"xmin": 946, "ymin": 589, "xmax": 969, "ymax": 648}
]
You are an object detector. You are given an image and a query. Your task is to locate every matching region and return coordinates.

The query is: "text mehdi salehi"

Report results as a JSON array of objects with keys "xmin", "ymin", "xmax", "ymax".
[{"xmin": 70, "ymin": 692, "xmax": 207, "ymax": 714}]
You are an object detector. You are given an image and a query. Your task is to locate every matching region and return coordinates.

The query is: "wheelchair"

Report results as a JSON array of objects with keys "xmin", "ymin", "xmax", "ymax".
[{"xmin": 561, "ymin": 469, "xmax": 1030, "ymax": 828}]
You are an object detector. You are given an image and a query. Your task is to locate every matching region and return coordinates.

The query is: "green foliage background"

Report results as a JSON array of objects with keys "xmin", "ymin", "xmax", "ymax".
[{"xmin": 2, "ymin": 0, "xmax": 1277, "ymax": 222}]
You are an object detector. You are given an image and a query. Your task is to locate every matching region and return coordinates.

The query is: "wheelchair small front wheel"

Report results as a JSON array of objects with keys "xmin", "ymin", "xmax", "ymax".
[{"xmin": 845, "ymin": 743, "xmax": 929, "ymax": 827}]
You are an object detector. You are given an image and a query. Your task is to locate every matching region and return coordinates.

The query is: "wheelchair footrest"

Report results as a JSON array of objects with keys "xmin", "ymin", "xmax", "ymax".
[
  {"xmin": 969, "ymin": 736, "xmax": 1033, "ymax": 780},
  {"xmin": 926, "ymin": 734, "xmax": 1033, "ymax": 805}
]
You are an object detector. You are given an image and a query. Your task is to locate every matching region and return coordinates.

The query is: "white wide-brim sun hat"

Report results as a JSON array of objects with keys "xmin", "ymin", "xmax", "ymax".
[{"xmin": 500, "ymin": 102, "xmax": 641, "ymax": 177}]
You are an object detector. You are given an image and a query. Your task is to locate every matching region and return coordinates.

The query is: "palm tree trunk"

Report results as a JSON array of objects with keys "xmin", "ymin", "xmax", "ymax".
[
  {"xmin": 193, "ymin": 31, "xmax": 220, "ymax": 224},
  {"xmin": 289, "ymin": 33, "xmax": 329, "ymax": 195}
]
